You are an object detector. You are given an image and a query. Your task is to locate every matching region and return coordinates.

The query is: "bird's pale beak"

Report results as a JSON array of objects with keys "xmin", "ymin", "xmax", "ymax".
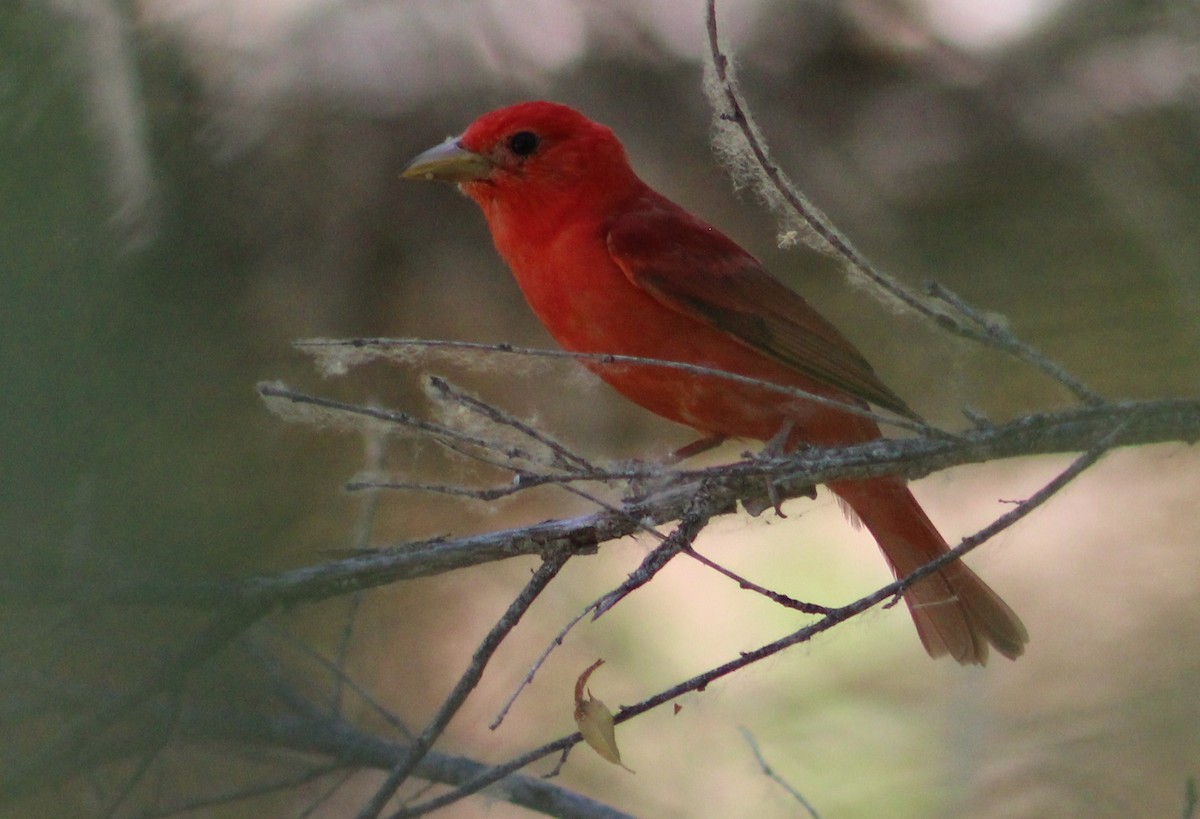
[{"xmin": 401, "ymin": 138, "xmax": 493, "ymax": 183}]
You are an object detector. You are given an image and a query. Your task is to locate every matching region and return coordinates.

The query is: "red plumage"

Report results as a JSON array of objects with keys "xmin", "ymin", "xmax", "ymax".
[{"xmin": 405, "ymin": 101, "xmax": 1027, "ymax": 664}]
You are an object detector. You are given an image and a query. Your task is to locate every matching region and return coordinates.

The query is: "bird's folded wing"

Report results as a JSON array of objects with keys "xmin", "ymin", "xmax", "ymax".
[{"xmin": 606, "ymin": 197, "xmax": 917, "ymax": 420}]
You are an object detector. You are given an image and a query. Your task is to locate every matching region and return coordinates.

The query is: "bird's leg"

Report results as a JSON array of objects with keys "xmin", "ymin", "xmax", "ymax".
[
  {"xmin": 762, "ymin": 421, "xmax": 794, "ymax": 516},
  {"xmin": 762, "ymin": 421, "xmax": 794, "ymax": 460},
  {"xmin": 621, "ymin": 435, "xmax": 726, "ymax": 504},
  {"xmin": 744, "ymin": 421, "xmax": 814, "ymax": 518},
  {"xmin": 668, "ymin": 434, "xmax": 726, "ymax": 464}
]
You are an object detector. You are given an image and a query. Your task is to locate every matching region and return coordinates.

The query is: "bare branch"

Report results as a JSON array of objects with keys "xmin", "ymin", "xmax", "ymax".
[
  {"xmin": 701, "ymin": 0, "xmax": 1103, "ymax": 406},
  {"xmin": 347, "ymin": 460, "xmax": 687, "ymax": 500},
  {"xmin": 590, "ymin": 480, "xmax": 731, "ymax": 617},
  {"xmin": 7, "ymin": 398, "xmax": 1199, "ymax": 614},
  {"xmin": 356, "ymin": 553, "xmax": 572, "ymax": 818},
  {"xmin": 682, "ymin": 547, "xmax": 831, "ymax": 615},
  {"xmin": 739, "ymin": 726, "xmax": 822, "ymax": 819},
  {"xmin": 489, "ymin": 602, "xmax": 593, "ymax": 732},
  {"xmin": 426, "ymin": 375, "xmax": 599, "ymax": 475},
  {"xmin": 491, "ymin": 479, "xmax": 724, "ymax": 730},
  {"xmin": 293, "ymin": 338, "xmax": 932, "ymax": 435},
  {"xmin": 64, "ymin": 696, "xmax": 635, "ymax": 819},
  {"xmin": 925, "ymin": 282, "xmax": 1103, "ymax": 406},
  {"xmin": 258, "ymin": 382, "xmax": 541, "ymax": 465}
]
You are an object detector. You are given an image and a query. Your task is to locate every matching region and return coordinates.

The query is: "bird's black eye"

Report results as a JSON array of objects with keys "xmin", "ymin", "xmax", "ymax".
[{"xmin": 508, "ymin": 131, "xmax": 540, "ymax": 157}]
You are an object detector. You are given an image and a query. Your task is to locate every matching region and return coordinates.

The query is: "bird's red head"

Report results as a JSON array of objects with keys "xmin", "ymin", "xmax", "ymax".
[
  {"xmin": 458, "ymin": 101, "xmax": 620, "ymax": 166},
  {"xmin": 404, "ymin": 101, "xmax": 641, "ymax": 223}
]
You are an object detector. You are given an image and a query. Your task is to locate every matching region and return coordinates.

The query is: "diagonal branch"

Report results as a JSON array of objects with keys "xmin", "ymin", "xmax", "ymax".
[
  {"xmin": 702, "ymin": 0, "xmax": 1103, "ymax": 406},
  {"xmin": 355, "ymin": 553, "xmax": 572, "ymax": 819},
  {"xmin": 425, "ymin": 375, "xmax": 599, "ymax": 475},
  {"xmin": 490, "ymin": 478, "xmax": 725, "ymax": 731}
]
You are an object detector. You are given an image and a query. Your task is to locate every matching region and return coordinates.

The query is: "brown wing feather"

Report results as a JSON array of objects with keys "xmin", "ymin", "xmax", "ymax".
[{"xmin": 606, "ymin": 194, "xmax": 918, "ymax": 420}]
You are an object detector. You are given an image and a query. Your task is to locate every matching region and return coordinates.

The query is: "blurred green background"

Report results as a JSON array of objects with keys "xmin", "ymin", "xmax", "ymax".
[{"xmin": 3, "ymin": 0, "xmax": 1199, "ymax": 816}]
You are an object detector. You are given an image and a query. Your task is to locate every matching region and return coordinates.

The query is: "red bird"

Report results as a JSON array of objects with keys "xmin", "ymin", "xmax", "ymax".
[{"xmin": 403, "ymin": 101, "xmax": 1027, "ymax": 664}]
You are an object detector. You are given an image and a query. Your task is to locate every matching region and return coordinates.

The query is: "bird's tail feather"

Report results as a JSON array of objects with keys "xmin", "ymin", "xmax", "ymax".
[{"xmin": 829, "ymin": 477, "xmax": 1028, "ymax": 665}]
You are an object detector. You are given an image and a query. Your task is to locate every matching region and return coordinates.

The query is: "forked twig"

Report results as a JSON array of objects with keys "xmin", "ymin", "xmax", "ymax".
[
  {"xmin": 426, "ymin": 375, "xmax": 598, "ymax": 474},
  {"xmin": 490, "ymin": 480, "xmax": 724, "ymax": 731}
]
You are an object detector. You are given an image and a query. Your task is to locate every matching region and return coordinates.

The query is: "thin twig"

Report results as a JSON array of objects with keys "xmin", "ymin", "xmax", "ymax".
[
  {"xmin": 703, "ymin": 0, "xmax": 929, "ymax": 316},
  {"xmin": 346, "ymin": 459, "xmax": 691, "ymax": 500},
  {"xmin": 489, "ymin": 482, "xmax": 723, "ymax": 731},
  {"xmin": 427, "ymin": 375, "xmax": 599, "ymax": 474},
  {"xmin": 925, "ymin": 282, "xmax": 1104, "ymax": 405},
  {"xmin": 702, "ymin": 0, "xmax": 1101, "ymax": 406},
  {"xmin": 739, "ymin": 727, "xmax": 822, "ymax": 819},
  {"xmin": 589, "ymin": 481, "xmax": 725, "ymax": 617},
  {"xmin": 334, "ymin": 427, "xmax": 388, "ymax": 713},
  {"xmin": 251, "ymin": 624, "xmax": 412, "ymax": 739},
  {"xmin": 294, "ymin": 339, "xmax": 931, "ymax": 435},
  {"xmin": 683, "ymin": 548, "xmax": 831, "ymax": 615},
  {"xmin": 258, "ymin": 382, "xmax": 535, "ymax": 461},
  {"xmin": 295, "ymin": 768, "xmax": 360, "ymax": 819},
  {"xmin": 346, "ymin": 475, "xmax": 553, "ymax": 500},
  {"xmin": 355, "ymin": 553, "xmax": 572, "ymax": 819},
  {"xmin": 489, "ymin": 603, "xmax": 593, "ymax": 732}
]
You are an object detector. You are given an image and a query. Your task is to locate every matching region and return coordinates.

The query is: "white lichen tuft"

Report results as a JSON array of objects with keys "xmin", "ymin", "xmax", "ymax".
[
  {"xmin": 258, "ymin": 381, "xmax": 396, "ymax": 436},
  {"xmin": 776, "ymin": 229, "xmax": 801, "ymax": 249},
  {"xmin": 702, "ymin": 42, "xmax": 835, "ymax": 257},
  {"xmin": 296, "ymin": 338, "xmax": 568, "ymax": 380},
  {"xmin": 420, "ymin": 375, "xmax": 560, "ymax": 470},
  {"xmin": 701, "ymin": 28, "xmax": 949, "ymax": 323},
  {"xmin": 298, "ymin": 338, "xmax": 388, "ymax": 378},
  {"xmin": 421, "ymin": 375, "xmax": 480, "ymax": 432},
  {"xmin": 842, "ymin": 264, "xmax": 923, "ymax": 318}
]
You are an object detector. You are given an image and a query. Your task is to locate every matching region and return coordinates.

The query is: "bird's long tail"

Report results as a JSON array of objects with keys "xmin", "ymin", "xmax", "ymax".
[{"xmin": 828, "ymin": 477, "xmax": 1028, "ymax": 665}]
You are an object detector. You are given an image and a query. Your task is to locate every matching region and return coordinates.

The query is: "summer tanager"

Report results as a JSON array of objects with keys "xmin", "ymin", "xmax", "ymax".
[{"xmin": 403, "ymin": 101, "xmax": 1027, "ymax": 664}]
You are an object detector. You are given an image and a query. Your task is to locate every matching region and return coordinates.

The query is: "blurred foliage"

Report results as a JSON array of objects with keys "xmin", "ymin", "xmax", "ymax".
[{"xmin": 2, "ymin": 0, "xmax": 1199, "ymax": 816}]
